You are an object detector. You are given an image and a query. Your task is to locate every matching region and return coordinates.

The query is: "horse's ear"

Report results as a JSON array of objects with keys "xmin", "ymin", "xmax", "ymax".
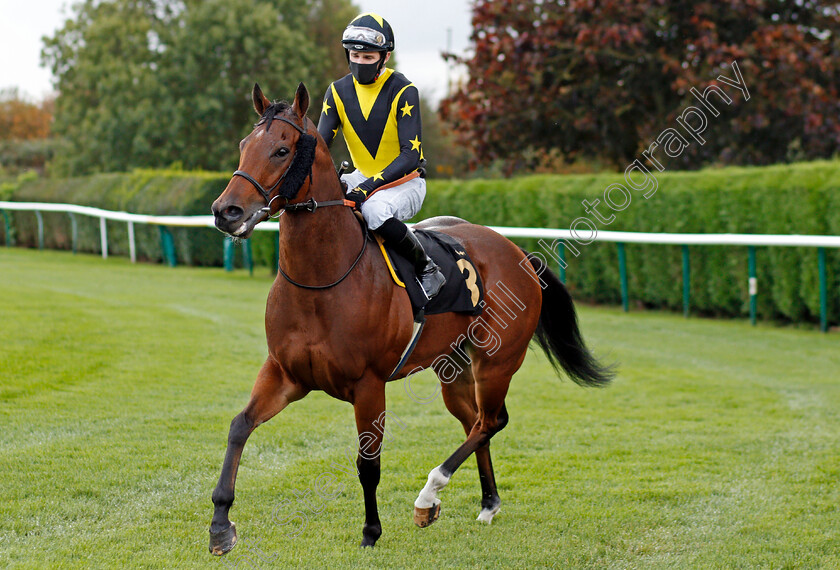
[
  {"xmin": 252, "ymin": 83, "xmax": 271, "ymax": 116},
  {"xmin": 291, "ymin": 82, "xmax": 309, "ymax": 119}
]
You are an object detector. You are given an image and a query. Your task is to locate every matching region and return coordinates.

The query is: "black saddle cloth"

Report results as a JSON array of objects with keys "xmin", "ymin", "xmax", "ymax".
[{"xmin": 383, "ymin": 229, "xmax": 484, "ymax": 317}]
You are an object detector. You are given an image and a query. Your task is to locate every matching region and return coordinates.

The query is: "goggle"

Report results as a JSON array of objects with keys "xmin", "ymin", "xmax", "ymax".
[{"xmin": 342, "ymin": 26, "xmax": 388, "ymax": 49}]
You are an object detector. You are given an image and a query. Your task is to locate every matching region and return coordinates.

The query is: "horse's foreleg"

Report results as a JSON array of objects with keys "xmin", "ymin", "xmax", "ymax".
[
  {"xmin": 209, "ymin": 359, "xmax": 307, "ymax": 556},
  {"xmin": 352, "ymin": 376, "xmax": 386, "ymax": 547}
]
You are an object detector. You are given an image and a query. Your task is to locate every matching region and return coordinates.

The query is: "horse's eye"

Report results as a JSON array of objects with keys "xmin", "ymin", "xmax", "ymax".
[{"xmin": 274, "ymin": 147, "xmax": 290, "ymax": 158}]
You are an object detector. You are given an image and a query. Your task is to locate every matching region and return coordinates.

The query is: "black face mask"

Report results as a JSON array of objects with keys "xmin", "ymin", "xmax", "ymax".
[{"xmin": 349, "ymin": 60, "xmax": 382, "ymax": 85}]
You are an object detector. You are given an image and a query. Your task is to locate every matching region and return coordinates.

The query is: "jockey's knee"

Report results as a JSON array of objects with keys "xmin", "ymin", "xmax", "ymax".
[{"xmin": 361, "ymin": 201, "xmax": 394, "ymax": 230}]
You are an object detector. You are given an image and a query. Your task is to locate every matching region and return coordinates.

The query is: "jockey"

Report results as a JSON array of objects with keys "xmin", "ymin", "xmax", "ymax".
[{"xmin": 317, "ymin": 12, "xmax": 446, "ymax": 300}]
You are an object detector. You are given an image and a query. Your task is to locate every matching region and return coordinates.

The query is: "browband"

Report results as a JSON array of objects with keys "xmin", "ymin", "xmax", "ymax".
[{"xmin": 256, "ymin": 114, "xmax": 307, "ymax": 134}]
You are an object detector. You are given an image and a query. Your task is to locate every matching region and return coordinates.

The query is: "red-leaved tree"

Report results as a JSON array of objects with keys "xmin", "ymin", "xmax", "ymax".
[{"xmin": 440, "ymin": 0, "xmax": 840, "ymax": 172}]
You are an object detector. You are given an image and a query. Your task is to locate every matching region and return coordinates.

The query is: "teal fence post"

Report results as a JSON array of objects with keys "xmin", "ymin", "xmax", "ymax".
[
  {"xmin": 748, "ymin": 246, "xmax": 757, "ymax": 326},
  {"xmin": 35, "ymin": 210, "xmax": 44, "ymax": 250},
  {"xmin": 818, "ymin": 247, "xmax": 828, "ymax": 333},
  {"xmin": 274, "ymin": 230, "xmax": 280, "ymax": 274},
  {"xmin": 159, "ymin": 226, "xmax": 176, "ymax": 267},
  {"xmin": 557, "ymin": 240, "xmax": 566, "ymax": 284},
  {"xmin": 68, "ymin": 213, "xmax": 77, "ymax": 254},
  {"xmin": 224, "ymin": 236, "xmax": 235, "ymax": 272},
  {"xmin": 1, "ymin": 209, "xmax": 13, "ymax": 247},
  {"xmin": 682, "ymin": 245, "xmax": 690, "ymax": 318},
  {"xmin": 617, "ymin": 242, "xmax": 629, "ymax": 312},
  {"xmin": 243, "ymin": 239, "xmax": 254, "ymax": 276}
]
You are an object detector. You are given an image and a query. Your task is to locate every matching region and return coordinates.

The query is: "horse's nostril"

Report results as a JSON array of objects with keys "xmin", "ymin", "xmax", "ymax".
[{"xmin": 222, "ymin": 206, "xmax": 244, "ymax": 222}]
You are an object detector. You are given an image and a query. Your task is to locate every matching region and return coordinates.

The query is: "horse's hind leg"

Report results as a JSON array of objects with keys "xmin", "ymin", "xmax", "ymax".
[
  {"xmin": 439, "ymin": 366, "xmax": 508, "ymax": 524},
  {"xmin": 209, "ymin": 358, "xmax": 308, "ymax": 556},
  {"xmin": 476, "ymin": 404, "xmax": 508, "ymax": 523},
  {"xmin": 414, "ymin": 360, "xmax": 515, "ymax": 527}
]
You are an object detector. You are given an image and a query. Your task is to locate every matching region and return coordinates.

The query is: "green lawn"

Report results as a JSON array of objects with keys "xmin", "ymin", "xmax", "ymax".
[{"xmin": 1, "ymin": 248, "xmax": 838, "ymax": 569}]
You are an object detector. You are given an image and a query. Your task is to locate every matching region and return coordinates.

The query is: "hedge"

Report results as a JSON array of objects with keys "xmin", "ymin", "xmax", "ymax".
[
  {"xmin": 419, "ymin": 161, "xmax": 840, "ymax": 326},
  {"xmin": 4, "ymin": 161, "xmax": 840, "ymax": 326},
  {"xmin": 3, "ymin": 169, "xmax": 277, "ymax": 267}
]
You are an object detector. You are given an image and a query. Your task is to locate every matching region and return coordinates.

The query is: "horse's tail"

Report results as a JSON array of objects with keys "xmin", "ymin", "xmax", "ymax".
[{"xmin": 523, "ymin": 250, "xmax": 615, "ymax": 387}]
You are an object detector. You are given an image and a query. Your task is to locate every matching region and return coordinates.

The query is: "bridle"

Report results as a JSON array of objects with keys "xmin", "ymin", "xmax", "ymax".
[
  {"xmin": 231, "ymin": 115, "xmax": 353, "ymax": 217},
  {"xmin": 231, "ymin": 112, "xmax": 366, "ymax": 290}
]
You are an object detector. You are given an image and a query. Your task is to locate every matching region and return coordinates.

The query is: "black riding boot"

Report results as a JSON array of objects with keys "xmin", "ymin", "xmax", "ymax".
[
  {"xmin": 399, "ymin": 229, "xmax": 447, "ymax": 299},
  {"xmin": 377, "ymin": 218, "xmax": 446, "ymax": 299}
]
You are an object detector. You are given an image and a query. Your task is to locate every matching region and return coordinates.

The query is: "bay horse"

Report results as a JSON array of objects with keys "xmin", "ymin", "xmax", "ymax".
[{"xmin": 208, "ymin": 83, "xmax": 613, "ymax": 555}]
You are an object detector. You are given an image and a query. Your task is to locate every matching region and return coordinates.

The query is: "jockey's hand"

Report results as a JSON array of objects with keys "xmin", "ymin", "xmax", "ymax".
[{"xmin": 346, "ymin": 187, "xmax": 368, "ymax": 209}]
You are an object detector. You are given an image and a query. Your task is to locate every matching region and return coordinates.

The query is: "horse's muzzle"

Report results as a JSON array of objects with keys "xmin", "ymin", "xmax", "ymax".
[
  {"xmin": 211, "ymin": 200, "xmax": 265, "ymax": 237},
  {"xmin": 213, "ymin": 202, "xmax": 244, "ymax": 223}
]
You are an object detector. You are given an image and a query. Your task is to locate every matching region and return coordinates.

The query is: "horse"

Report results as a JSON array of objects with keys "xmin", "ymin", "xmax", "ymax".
[{"xmin": 208, "ymin": 82, "xmax": 614, "ymax": 555}]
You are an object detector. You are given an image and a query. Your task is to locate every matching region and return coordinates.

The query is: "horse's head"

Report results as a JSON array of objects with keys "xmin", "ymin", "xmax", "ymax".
[{"xmin": 212, "ymin": 82, "xmax": 318, "ymax": 238}]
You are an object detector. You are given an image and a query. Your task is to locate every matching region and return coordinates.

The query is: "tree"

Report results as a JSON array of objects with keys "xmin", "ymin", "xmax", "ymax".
[
  {"xmin": 0, "ymin": 89, "xmax": 53, "ymax": 141},
  {"xmin": 441, "ymin": 0, "xmax": 840, "ymax": 172},
  {"xmin": 0, "ymin": 89, "xmax": 56, "ymax": 174},
  {"xmin": 41, "ymin": 0, "xmax": 357, "ymax": 175}
]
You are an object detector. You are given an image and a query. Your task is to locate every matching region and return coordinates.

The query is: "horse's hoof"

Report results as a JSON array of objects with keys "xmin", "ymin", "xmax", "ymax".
[
  {"xmin": 360, "ymin": 523, "xmax": 381, "ymax": 548},
  {"xmin": 477, "ymin": 504, "xmax": 501, "ymax": 524},
  {"xmin": 413, "ymin": 503, "xmax": 441, "ymax": 528},
  {"xmin": 209, "ymin": 522, "xmax": 237, "ymax": 556}
]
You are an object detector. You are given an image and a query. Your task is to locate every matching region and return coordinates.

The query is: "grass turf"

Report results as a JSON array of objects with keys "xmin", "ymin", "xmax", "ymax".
[{"xmin": 1, "ymin": 248, "xmax": 838, "ymax": 569}]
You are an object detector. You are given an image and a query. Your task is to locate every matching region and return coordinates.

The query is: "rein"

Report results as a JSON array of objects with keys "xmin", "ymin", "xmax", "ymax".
[
  {"xmin": 233, "ymin": 112, "xmax": 365, "ymax": 290},
  {"xmin": 277, "ymin": 212, "xmax": 369, "ymax": 290}
]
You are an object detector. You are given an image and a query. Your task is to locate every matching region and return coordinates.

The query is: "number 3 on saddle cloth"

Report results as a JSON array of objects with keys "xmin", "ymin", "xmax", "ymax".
[
  {"xmin": 374, "ymin": 229, "xmax": 485, "ymax": 379},
  {"xmin": 375, "ymin": 229, "xmax": 484, "ymax": 319}
]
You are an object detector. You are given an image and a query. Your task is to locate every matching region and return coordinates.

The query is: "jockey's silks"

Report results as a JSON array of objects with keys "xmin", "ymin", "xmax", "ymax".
[{"xmin": 318, "ymin": 68, "xmax": 424, "ymax": 193}]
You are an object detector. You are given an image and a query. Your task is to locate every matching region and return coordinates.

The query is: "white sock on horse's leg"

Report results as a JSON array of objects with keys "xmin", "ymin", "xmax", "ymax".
[
  {"xmin": 477, "ymin": 503, "xmax": 501, "ymax": 524},
  {"xmin": 414, "ymin": 466, "xmax": 450, "ymax": 509}
]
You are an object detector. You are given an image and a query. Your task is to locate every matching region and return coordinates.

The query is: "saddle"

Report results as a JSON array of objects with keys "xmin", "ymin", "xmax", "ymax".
[{"xmin": 375, "ymin": 229, "xmax": 485, "ymax": 319}]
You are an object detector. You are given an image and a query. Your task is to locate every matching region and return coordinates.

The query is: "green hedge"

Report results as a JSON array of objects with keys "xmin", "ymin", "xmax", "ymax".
[
  {"xmin": 4, "ymin": 161, "xmax": 840, "ymax": 325},
  {"xmin": 420, "ymin": 161, "xmax": 840, "ymax": 326},
  {"xmin": 7, "ymin": 170, "xmax": 217, "ymax": 265},
  {"xmin": 5, "ymin": 169, "xmax": 282, "ymax": 267}
]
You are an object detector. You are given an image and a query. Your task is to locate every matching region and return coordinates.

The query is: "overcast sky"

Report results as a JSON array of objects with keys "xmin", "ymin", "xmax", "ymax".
[{"xmin": 0, "ymin": 0, "xmax": 472, "ymax": 105}]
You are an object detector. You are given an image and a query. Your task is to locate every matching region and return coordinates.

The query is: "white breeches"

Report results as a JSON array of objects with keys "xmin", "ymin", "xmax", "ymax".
[{"xmin": 341, "ymin": 169, "xmax": 426, "ymax": 230}]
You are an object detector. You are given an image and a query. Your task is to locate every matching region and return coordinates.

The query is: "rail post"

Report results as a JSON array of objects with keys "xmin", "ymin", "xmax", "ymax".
[
  {"xmin": 682, "ymin": 245, "xmax": 690, "ymax": 318},
  {"xmin": 818, "ymin": 247, "xmax": 828, "ymax": 333},
  {"xmin": 68, "ymin": 213, "xmax": 77, "ymax": 254},
  {"xmin": 35, "ymin": 210, "xmax": 44, "ymax": 250},
  {"xmin": 224, "ymin": 236, "xmax": 235, "ymax": 272},
  {"xmin": 243, "ymin": 239, "xmax": 254, "ymax": 276},
  {"xmin": 274, "ymin": 230, "xmax": 280, "ymax": 273},
  {"xmin": 128, "ymin": 221, "xmax": 137, "ymax": 263},
  {"xmin": 1, "ymin": 209, "xmax": 12, "ymax": 246},
  {"xmin": 617, "ymin": 242, "xmax": 629, "ymax": 312},
  {"xmin": 557, "ymin": 240, "xmax": 566, "ymax": 283},
  {"xmin": 159, "ymin": 226, "xmax": 176, "ymax": 267},
  {"xmin": 748, "ymin": 246, "xmax": 757, "ymax": 326},
  {"xmin": 99, "ymin": 217, "xmax": 108, "ymax": 259}
]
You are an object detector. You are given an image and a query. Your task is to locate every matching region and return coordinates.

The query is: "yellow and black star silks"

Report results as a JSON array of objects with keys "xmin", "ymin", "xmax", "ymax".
[{"xmin": 317, "ymin": 68, "xmax": 423, "ymax": 193}]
